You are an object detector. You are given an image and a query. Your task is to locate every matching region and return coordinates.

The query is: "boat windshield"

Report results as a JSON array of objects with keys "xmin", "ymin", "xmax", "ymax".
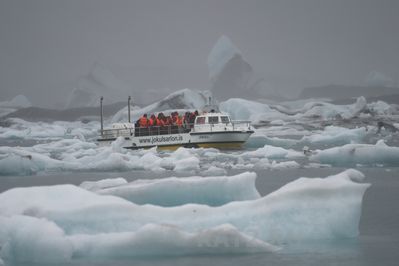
[
  {"xmin": 221, "ymin": 116, "xmax": 229, "ymax": 123},
  {"xmin": 208, "ymin": 116, "xmax": 219, "ymax": 124},
  {"xmin": 196, "ymin": 117, "xmax": 206, "ymax": 124}
]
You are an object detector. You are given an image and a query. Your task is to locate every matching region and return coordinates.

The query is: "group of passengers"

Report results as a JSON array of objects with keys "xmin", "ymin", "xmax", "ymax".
[{"xmin": 134, "ymin": 111, "xmax": 199, "ymax": 136}]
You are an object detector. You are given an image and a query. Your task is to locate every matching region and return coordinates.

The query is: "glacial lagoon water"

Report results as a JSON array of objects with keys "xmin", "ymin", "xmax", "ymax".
[{"xmin": 1, "ymin": 167, "xmax": 398, "ymax": 266}]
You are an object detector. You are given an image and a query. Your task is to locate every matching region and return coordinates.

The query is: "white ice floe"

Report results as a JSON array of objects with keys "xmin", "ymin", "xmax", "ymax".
[
  {"xmin": 0, "ymin": 137, "xmax": 306, "ymax": 176},
  {"xmin": 220, "ymin": 96, "xmax": 392, "ymax": 123},
  {"xmin": 241, "ymin": 145, "xmax": 304, "ymax": 160},
  {"xmin": 202, "ymin": 166, "xmax": 227, "ymax": 176},
  {"xmin": 310, "ymin": 140, "xmax": 399, "ymax": 166},
  {"xmin": 247, "ymin": 125, "xmax": 369, "ymax": 150},
  {"xmin": 300, "ymin": 126, "xmax": 368, "ymax": 147},
  {"xmin": 81, "ymin": 172, "xmax": 260, "ymax": 206},
  {"xmin": 0, "ymin": 170, "xmax": 370, "ymax": 263},
  {"xmin": 0, "ymin": 118, "xmax": 99, "ymax": 140},
  {"xmin": 220, "ymin": 98, "xmax": 289, "ymax": 123},
  {"xmin": 80, "ymin": 177, "xmax": 128, "ymax": 192}
]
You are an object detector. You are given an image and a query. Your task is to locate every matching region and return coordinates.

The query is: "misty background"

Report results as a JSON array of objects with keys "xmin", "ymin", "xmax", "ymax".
[{"xmin": 0, "ymin": 0, "xmax": 398, "ymax": 108}]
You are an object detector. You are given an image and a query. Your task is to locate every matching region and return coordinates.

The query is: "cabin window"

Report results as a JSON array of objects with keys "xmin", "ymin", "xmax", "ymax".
[
  {"xmin": 221, "ymin": 116, "xmax": 229, "ymax": 123},
  {"xmin": 196, "ymin": 117, "xmax": 206, "ymax": 124},
  {"xmin": 208, "ymin": 116, "xmax": 219, "ymax": 124}
]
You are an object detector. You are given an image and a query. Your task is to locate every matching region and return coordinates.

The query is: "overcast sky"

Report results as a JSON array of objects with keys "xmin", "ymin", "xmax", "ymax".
[{"xmin": 1, "ymin": 0, "xmax": 398, "ymax": 107}]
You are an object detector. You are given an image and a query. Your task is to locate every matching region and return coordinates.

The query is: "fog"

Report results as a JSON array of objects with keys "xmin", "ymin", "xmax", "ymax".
[{"xmin": 0, "ymin": 0, "xmax": 398, "ymax": 107}]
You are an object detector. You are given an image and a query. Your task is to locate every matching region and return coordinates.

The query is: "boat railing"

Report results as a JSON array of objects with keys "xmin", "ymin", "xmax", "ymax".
[
  {"xmin": 191, "ymin": 120, "xmax": 252, "ymax": 132},
  {"xmin": 100, "ymin": 120, "xmax": 252, "ymax": 139},
  {"xmin": 101, "ymin": 124, "xmax": 194, "ymax": 138},
  {"xmin": 133, "ymin": 125, "xmax": 193, "ymax": 137}
]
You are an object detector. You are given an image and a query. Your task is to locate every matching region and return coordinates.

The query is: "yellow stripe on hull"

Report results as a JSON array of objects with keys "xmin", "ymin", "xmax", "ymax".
[
  {"xmin": 197, "ymin": 142, "xmax": 243, "ymax": 149},
  {"xmin": 149, "ymin": 142, "xmax": 244, "ymax": 151},
  {"xmin": 156, "ymin": 145, "xmax": 184, "ymax": 151}
]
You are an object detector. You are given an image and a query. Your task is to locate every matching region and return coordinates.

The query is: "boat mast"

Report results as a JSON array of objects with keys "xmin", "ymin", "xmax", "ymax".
[
  {"xmin": 128, "ymin": 96, "xmax": 131, "ymax": 123},
  {"xmin": 100, "ymin": 96, "xmax": 104, "ymax": 136}
]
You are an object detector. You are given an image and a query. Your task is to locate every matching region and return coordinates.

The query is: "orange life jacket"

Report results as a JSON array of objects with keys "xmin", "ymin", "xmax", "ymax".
[
  {"xmin": 139, "ymin": 116, "xmax": 148, "ymax": 127},
  {"xmin": 176, "ymin": 116, "xmax": 182, "ymax": 126},
  {"xmin": 148, "ymin": 118, "xmax": 155, "ymax": 126},
  {"xmin": 157, "ymin": 118, "xmax": 164, "ymax": 126}
]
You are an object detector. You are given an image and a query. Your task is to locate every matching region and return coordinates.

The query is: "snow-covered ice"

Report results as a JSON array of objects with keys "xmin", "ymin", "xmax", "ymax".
[{"xmin": 0, "ymin": 169, "xmax": 370, "ymax": 263}]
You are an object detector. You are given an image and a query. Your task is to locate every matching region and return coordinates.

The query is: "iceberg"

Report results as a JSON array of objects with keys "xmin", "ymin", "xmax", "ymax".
[
  {"xmin": 0, "ymin": 170, "xmax": 370, "ymax": 263},
  {"xmin": 208, "ymin": 36, "xmax": 253, "ymax": 100},
  {"xmin": 220, "ymin": 96, "xmax": 373, "ymax": 123},
  {"xmin": 0, "ymin": 118, "xmax": 99, "ymax": 140},
  {"xmin": 111, "ymin": 89, "xmax": 211, "ymax": 123},
  {"xmin": 310, "ymin": 140, "xmax": 399, "ymax": 166},
  {"xmin": 219, "ymin": 98, "xmax": 289, "ymax": 123},
  {"xmin": 0, "ymin": 95, "xmax": 32, "ymax": 109},
  {"xmin": 0, "ymin": 95, "xmax": 32, "ymax": 118},
  {"xmin": 241, "ymin": 145, "xmax": 304, "ymax": 160},
  {"xmin": 65, "ymin": 63, "xmax": 132, "ymax": 109},
  {"xmin": 80, "ymin": 172, "xmax": 260, "ymax": 207}
]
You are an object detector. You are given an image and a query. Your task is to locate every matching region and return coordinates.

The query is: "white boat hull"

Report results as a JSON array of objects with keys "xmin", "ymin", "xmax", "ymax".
[{"xmin": 98, "ymin": 130, "xmax": 253, "ymax": 150}]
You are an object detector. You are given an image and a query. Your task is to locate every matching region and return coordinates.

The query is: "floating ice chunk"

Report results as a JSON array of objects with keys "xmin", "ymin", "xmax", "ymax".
[
  {"xmin": 80, "ymin": 178, "xmax": 128, "ymax": 192},
  {"xmin": 0, "ymin": 118, "xmax": 99, "ymax": 140},
  {"xmin": 82, "ymin": 172, "xmax": 260, "ymax": 207},
  {"xmin": 0, "ymin": 170, "xmax": 370, "ymax": 262},
  {"xmin": 0, "ymin": 215, "xmax": 73, "ymax": 264},
  {"xmin": 0, "ymin": 146, "xmax": 77, "ymax": 175},
  {"xmin": 302, "ymin": 97, "xmax": 367, "ymax": 120},
  {"xmin": 219, "ymin": 98, "xmax": 287, "ymax": 123},
  {"xmin": 301, "ymin": 126, "xmax": 367, "ymax": 147},
  {"xmin": 69, "ymin": 223, "xmax": 278, "ymax": 258},
  {"xmin": 367, "ymin": 101, "xmax": 395, "ymax": 115},
  {"xmin": 270, "ymin": 160, "xmax": 300, "ymax": 169},
  {"xmin": 173, "ymin": 157, "xmax": 200, "ymax": 172},
  {"xmin": 202, "ymin": 166, "xmax": 227, "ymax": 176},
  {"xmin": 310, "ymin": 140, "xmax": 399, "ymax": 166},
  {"xmin": 245, "ymin": 135, "xmax": 297, "ymax": 149},
  {"xmin": 242, "ymin": 145, "xmax": 304, "ymax": 160}
]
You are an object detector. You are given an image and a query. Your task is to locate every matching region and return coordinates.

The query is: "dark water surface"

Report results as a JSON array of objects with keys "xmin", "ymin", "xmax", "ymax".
[{"xmin": 1, "ymin": 167, "xmax": 399, "ymax": 266}]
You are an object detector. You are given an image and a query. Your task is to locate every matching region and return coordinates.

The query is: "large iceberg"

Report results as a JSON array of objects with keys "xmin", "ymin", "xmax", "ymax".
[
  {"xmin": 0, "ymin": 170, "xmax": 369, "ymax": 263},
  {"xmin": 0, "ymin": 95, "xmax": 32, "ymax": 118},
  {"xmin": 0, "ymin": 95, "xmax": 32, "ymax": 109},
  {"xmin": 208, "ymin": 36, "xmax": 253, "ymax": 100},
  {"xmin": 111, "ymin": 89, "xmax": 211, "ymax": 123},
  {"xmin": 65, "ymin": 63, "xmax": 132, "ymax": 109}
]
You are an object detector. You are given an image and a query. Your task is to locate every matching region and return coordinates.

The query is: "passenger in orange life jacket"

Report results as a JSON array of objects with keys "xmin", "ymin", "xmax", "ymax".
[
  {"xmin": 164, "ymin": 115, "xmax": 172, "ymax": 126},
  {"xmin": 139, "ymin": 114, "xmax": 149, "ymax": 127},
  {"xmin": 149, "ymin": 114, "xmax": 157, "ymax": 126},
  {"xmin": 157, "ymin": 113, "xmax": 164, "ymax": 127}
]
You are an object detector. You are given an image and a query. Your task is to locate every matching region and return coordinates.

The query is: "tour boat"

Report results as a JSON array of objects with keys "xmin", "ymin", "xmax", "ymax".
[
  {"xmin": 98, "ymin": 112, "xmax": 254, "ymax": 150},
  {"xmin": 97, "ymin": 96, "xmax": 254, "ymax": 150}
]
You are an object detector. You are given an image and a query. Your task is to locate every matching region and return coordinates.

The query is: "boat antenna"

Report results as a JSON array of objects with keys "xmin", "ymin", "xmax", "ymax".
[
  {"xmin": 128, "ymin": 96, "xmax": 131, "ymax": 123},
  {"xmin": 100, "ymin": 96, "xmax": 104, "ymax": 136},
  {"xmin": 208, "ymin": 96, "xmax": 212, "ymax": 105}
]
